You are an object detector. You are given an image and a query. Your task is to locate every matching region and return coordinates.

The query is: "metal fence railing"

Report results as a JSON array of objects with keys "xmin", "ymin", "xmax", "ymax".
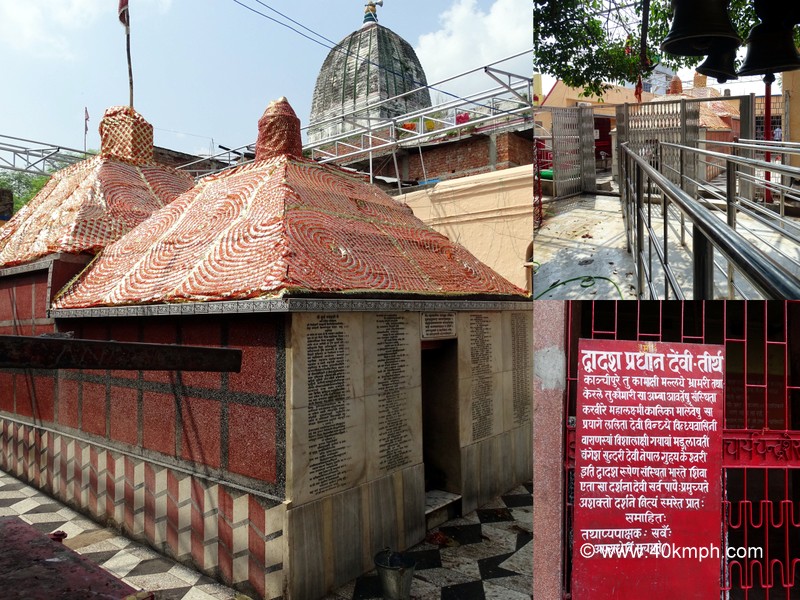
[{"xmin": 620, "ymin": 140, "xmax": 800, "ymax": 299}]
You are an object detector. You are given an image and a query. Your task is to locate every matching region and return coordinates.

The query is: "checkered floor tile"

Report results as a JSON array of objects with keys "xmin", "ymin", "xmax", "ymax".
[
  {"xmin": 327, "ymin": 483, "xmax": 533, "ymax": 600},
  {"xmin": 0, "ymin": 470, "xmax": 247, "ymax": 600},
  {"xmin": 1, "ymin": 469, "xmax": 532, "ymax": 600}
]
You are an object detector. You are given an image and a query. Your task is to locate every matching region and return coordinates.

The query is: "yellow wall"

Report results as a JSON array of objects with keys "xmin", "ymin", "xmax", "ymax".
[
  {"xmin": 399, "ymin": 165, "xmax": 533, "ymax": 292},
  {"xmin": 784, "ymin": 70, "xmax": 800, "ymax": 169}
]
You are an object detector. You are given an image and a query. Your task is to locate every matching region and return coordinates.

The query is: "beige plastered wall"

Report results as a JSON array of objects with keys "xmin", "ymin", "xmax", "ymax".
[{"xmin": 399, "ymin": 165, "xmax": 534, "ymax": 293}]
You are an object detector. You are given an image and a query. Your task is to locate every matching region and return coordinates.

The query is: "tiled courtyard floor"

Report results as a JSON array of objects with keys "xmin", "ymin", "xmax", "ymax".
[
  {"xmin": 325, "ymin": 483, "xmax": 533, "ymax": 600},
  {"xmin": 0, "ymin": 469, "xmax": 243, "ymax": 600},
  {"xmin": 0, "ymin": 469, "xmax": 532, "ymax": 599}
]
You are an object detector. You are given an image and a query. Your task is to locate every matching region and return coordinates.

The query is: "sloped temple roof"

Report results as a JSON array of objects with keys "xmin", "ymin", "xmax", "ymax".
[
  {"xmin": 53, "ymin": 99, "xmax": 527, "ymax": 308},
  {"xmin": 0, "ymin": 107, "xmax": 194, "ymax": 268}
]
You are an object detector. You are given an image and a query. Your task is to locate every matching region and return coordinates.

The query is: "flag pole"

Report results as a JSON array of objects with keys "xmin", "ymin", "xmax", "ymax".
[
  {"xmin": 119, "ymin": 0, "xmax": 133, "ymax": 108},
  {"xmin": 126, "ymin": 23, "xmax": 133, "ymax": 108},
  {"xmin": 84, "ymin": 107, "xmax": 89, "ymax": 153}
]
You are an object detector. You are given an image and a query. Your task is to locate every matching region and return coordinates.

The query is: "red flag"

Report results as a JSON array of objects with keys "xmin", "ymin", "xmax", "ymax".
[
  {"xmin": 84, "ymin": 107, "xmax": 89, "ymax": 135},
  {"xmin": 119, "ymin": 0, "xmax": 129, "ymax": 27}
]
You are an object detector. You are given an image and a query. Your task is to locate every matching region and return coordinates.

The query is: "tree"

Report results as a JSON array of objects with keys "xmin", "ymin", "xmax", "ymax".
[
  {"xmin": 0, "ymin": 171, "xmax": 50, "ymax": 214},
  {"xmin": 533, "ymin": 0, "xmax": 773, "ymax": 96}
]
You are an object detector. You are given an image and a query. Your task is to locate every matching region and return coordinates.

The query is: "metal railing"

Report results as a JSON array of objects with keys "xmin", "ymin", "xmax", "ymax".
[
  {"xmin": 0, "ymin": 134, "xmax": 92, "ymax": 175},
  {"xmin": 620, "ymin": 141, "xmax": 800, "ymax": 299}
]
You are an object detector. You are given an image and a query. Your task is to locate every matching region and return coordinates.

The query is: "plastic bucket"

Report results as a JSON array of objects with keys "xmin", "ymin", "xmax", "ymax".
[{"xmin": 373, "ymin": 549, "xmax": 416, "ymax": 600}]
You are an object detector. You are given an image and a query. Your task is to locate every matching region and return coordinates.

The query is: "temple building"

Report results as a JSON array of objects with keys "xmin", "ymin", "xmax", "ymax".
[
  {"xmin": 307, "ymin": 1, "xmax": 431, "ymax": 143},
  {"xmin": 304, "ymin": 4, "xmax": 533, "ymax": 294},
  {"xmin": 0, "ymin": 98, "xmax": 531, "ymax": 599}
]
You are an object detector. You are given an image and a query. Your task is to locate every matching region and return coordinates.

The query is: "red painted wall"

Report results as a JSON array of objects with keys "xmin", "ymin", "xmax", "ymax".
[
  {"xmin": 0, "ymin": 262, "xmax": 286, "ymax": 492},
  {"xmin": 60, "ymin": 314, "xmax": 285, "ymax": 488},
  {"xmin": 0, "ymin": 268, "xmax": 57, "ymax": 423}
]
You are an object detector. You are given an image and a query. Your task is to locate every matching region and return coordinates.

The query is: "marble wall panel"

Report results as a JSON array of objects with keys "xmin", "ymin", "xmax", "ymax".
[
  {"xmin": 285, "ymin": 464, "xmax": 424, "ymax": 600},
  {"xmin": 505, "ymin": 311, "xmax": 532, "ymax": 431},
  {"xmin": 420, "ymin": 312, "xmax": 457, "ymax": 340},
  {"xmin": 365, "ymin": 387, "xmax": 423, "ymax": 482},
  {"xmin": 288, "ymin": 312, "xmax": 364, "ymax": 412},
  {"xmin": 286, "ymin": 498, "xmax": 327, "ymax": 600},
  {"xmin": 511, "ymin": 423, "xmax": 533, "ymax": 487},
  {"xmin": 287, "ymin": 313, "xmax": 366, "ymax": 506},
  {"xmin": 363, "ymin": 313, "xmax": 423, "ymax": 482},
  {"xmin": 400, "ymin": 463, "xmax": 426, "ymax": 548},
  {"xmin": 363, "ymin": 313, "xmax": 421, "ymax": 394},
  {"xmin": 460, "ymin": 441, "xmax": 480, "ymax": 515},
  {"xmin": 457, "ymin": 312, "xmax": 503, "ymax": 377},
  {"xmin": 456, "ymin": 313, "xmax": 505, "ymax": 447},
  {"xmin": 289, "ymin": 312, "xmax": 425, "ymax": 505}
]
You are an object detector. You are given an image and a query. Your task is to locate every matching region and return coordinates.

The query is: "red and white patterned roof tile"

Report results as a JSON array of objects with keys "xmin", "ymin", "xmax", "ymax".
[
  {"xmin": 53, "ymin": 99, "xmax": 528, "ymax": 308},
  {"xmin": 0, "ymin": 107, "xmax": 194, "ymax": 269}
]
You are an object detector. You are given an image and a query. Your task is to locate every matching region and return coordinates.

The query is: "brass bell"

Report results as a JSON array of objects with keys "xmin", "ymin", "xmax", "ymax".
[
  {"xmin": 660, "ymin": 0, "xmax": 741, "ymax": 57},
  {"xmin": 697, "ymin": 46, "xmax": 739, "ymax": 82},
  {"xmin": 738, "ymin": 23, "xmax": 800, "ymax": 76}
]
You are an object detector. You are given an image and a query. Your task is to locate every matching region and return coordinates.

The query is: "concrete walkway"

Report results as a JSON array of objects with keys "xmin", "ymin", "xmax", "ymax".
[
  {"xmin": 0, "ymin": 469, "xmax": 532, "ymax": 599},
  {"xmin": 533, "ymin": 194, "xmax": 637, "ymax": 300},
  {"xmin": 534, "ymin": 188, "xmax": 800, "ymax": 299}
]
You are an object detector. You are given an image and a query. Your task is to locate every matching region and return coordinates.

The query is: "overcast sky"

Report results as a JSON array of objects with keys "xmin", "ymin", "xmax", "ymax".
[{"xmin": 0, "ymin": 0, "xmax": 532, "ymax": 157}]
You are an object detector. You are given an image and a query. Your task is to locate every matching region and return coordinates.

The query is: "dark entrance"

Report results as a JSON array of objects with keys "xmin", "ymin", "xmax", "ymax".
[{"xmin": 420, "ymin": 339, "xmax": 460, "ymax": 494}]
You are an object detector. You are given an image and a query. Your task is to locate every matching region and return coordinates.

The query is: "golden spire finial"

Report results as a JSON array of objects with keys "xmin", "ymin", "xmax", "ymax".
[{"xmin": 363, "ymin": 0, "xmax": 383, "ymax": 24}]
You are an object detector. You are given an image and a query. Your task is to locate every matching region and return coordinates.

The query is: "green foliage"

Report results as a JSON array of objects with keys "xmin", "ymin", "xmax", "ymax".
[
  {"xmin": 533, "ymin": 0, "xmax": 774, "ymax": 95},
  {"xmin": 0, "ymin": 171, "xmax": 50, "ymax": 214},
  {"xmin": 534, "ymin": 0, "xmax": 640, "ymax": 97}
]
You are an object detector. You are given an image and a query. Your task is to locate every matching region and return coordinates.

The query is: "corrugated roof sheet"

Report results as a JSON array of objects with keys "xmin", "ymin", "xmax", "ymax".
[
  {"xmin": 53, "ymin": 99, "xmax": 527, "ymax": 308},
  {"xmin": 0, "ymin": 107, "xmax": 194, "ymax": 268}
]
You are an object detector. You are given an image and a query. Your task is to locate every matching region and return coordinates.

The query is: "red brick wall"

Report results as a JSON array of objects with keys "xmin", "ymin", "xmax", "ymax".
[
  {"xmin": 496, "ymin": 131, "xmax": 532, "ymax": 169},
  {"xmin": 372, "ymin": 131, "xmax": 533, "ymax": 183},
  {"xmin": 404, "ymin": 136, "xmax": 491, "ymax": 182}
]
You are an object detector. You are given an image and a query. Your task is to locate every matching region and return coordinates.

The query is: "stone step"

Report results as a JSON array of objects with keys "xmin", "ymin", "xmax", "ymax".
[{"xmin": 424, "ymin": 490, "xmax": 461, "ymax": 530}]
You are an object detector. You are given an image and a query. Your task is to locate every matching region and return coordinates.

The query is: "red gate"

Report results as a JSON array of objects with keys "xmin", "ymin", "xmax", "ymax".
[{"xmin": 563, "ymin": 301, "xmax": 800, "ymax": 599}]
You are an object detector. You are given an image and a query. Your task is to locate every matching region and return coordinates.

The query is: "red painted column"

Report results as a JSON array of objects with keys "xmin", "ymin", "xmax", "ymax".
[
  {"xmin": 533, "ymin": 301, "xmax": 567, "ymax": 598},
  {"xmin": 765, "ymin": 74, "xmax": 774, "ymax": 203}
]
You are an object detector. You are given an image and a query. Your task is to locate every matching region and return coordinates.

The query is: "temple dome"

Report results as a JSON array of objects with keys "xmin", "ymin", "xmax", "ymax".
[{"xmin": 308, "ymin": 9, "xmax": 431, "ymax": 143}]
